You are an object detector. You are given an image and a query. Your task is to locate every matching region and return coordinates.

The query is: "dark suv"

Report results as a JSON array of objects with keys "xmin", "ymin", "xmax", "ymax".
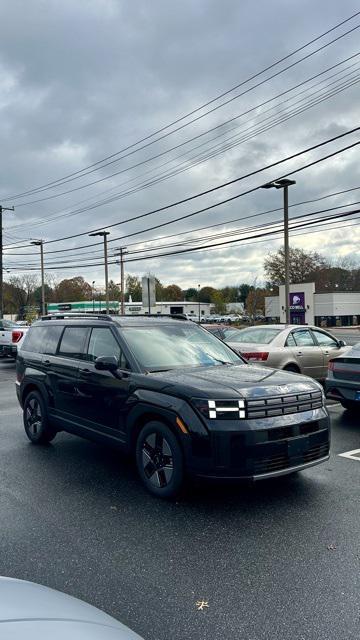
[{"xmin": 16, "ymin": 314, "xmax": 330, "ymax": 498}]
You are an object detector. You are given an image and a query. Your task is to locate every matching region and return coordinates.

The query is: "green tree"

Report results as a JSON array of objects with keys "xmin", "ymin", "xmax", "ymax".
[
  {"xmin": 126, "ymin": 275, "xmax": 142, "ymax": 302},
  {"xmin": 211, "ymin": 291, "xmax": 226, "ymax": 314},
  {"xmin": 108, "ymin": 280, "xmax": 121, "ymax": 300},
  {"xmin": 183, "ymin": 287, "xmax": 198, "ymax": 301}
]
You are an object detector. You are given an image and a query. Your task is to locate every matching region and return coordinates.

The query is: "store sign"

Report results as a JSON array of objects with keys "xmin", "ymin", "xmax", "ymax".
[
  {"xmin": 289, "ymin": 292, "xmax": 305, "ymax": 311},
  {"xmin": 58, "ymin": 304, "xmax": 72, "ymax": 311}
]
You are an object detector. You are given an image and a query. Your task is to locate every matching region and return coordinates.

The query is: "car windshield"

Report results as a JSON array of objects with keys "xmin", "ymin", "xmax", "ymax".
[
  {"xmin": 226, "ymin": 327, "xmax": 282, "ymax": 344},
  {"xmin": 121, "ymin": 323, "xmax": 242, "ymax": 370}
]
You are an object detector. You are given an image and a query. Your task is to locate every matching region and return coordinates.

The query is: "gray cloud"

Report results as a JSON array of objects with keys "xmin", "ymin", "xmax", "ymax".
[{"xmin": 0, "ymin": 0, "xmax": 359, "ymax": 289}]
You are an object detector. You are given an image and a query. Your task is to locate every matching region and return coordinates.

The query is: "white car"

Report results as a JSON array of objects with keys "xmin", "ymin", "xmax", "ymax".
[{"xmin": 0, "ymin": 319, "xmax": 29, "ymax": 359}]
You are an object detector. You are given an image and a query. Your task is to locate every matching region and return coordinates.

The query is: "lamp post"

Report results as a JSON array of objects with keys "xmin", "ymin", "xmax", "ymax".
[
  {"xmin": 30, "ymin": 239, "xmax": 45, "ymax": 316},
  {"xmin": 261, "ymin": 179, "xmax": 296, "ymax": 324},
  {"xmin": 89, "ymin": 231, "xmax": 110, "ymax": 314},
  {"xmin": 198, "ymin": 284, "xmax": 201, "ymax": 323},
  {"xmin": 92, "ymin": 280, "xmax": 95, "ymax": 313}
]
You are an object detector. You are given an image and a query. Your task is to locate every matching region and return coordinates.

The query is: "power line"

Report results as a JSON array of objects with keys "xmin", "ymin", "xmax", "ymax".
[
  {"xmin": 3, "ymin": 10, "xmax": 360, "ymax": 202},
  {"xmin": 5, "ymin": 207, "xmax": 360, "ymax": 271},
  {"xmin": 4, "ymin": 124, "xmax": 359, "ymax": 253}
]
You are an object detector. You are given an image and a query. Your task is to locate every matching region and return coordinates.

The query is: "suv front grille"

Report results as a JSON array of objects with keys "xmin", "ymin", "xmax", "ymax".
[
  {"xmin": 246, "ymin": 390, "xmax": 323, "ymax": 419},
  {"xmin": 229, "ymin": 428, "xmax": 329, "ymax": 475}
]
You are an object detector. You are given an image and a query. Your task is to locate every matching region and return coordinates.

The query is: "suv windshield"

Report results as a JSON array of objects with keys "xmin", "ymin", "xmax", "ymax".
[
  {"xmin": 227, "ymin": 327, "xmax": 282, "ymax": 344},
  {"xmin": 121, "ymin": 323, "xmax": 242, "ymax": 370}
]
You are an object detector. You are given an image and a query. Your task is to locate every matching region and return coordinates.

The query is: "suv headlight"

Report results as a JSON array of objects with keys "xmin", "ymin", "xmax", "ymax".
[{"xmin": 192, "ymin": 398, "xmax": 246, "ymax": 419}]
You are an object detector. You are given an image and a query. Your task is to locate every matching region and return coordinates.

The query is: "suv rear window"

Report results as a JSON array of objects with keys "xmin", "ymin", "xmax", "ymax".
[{"xmin": 21, "ymin": 324, "xmax": 64, "ymax": 355}]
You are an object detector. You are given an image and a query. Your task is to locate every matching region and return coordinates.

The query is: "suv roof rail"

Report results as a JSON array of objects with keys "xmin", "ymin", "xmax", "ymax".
[
  {"xmin": 118, "ymin": 314, "xmax": 189, "ymax": 320},
  {"xmin": 41, "ymin": 313, "xmax": 113, "ymax": 321}
]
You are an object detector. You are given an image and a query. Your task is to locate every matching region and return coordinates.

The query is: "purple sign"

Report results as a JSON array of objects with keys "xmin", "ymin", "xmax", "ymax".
[{"xmin": 289, "ymin": 292, "xmax": 305, "ymax": 310}]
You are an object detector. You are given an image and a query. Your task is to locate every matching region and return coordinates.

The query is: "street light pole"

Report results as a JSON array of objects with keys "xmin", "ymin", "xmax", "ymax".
[
  {"xmin": 198, "ymin": 284, "xmax": 201, "ymax": 323},
  {"xmin": 0, "ymin": 205, "xmax": 15, "ymax": 319},
  {"xmin": 92, "ymin": 281, "xmax": 95, "ymax": 314},
  {"xmin": 89, "ymin": 231, "xmax": 110, "ymax": 314},
  {"xmin": 261, "ymin": 179, "xmax": 296, "ymax": 324},
  {"xmin": 31, "ymin": 240, "xmax": 45, "ymax": 315},
  {"xmin": 116, "ymin": 247, "xmax": 127, "ymax": 316}
]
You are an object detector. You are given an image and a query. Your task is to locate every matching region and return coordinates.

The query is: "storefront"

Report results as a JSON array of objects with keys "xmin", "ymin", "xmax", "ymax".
[{"xmin": 265, "ymin": 283, "xmax": 360, "ymax": 327}]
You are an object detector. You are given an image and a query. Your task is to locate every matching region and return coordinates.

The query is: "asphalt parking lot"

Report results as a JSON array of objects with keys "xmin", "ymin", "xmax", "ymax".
[{"xmin": 0, "ymin": 360, "xmax": 359, "ymax": 640}]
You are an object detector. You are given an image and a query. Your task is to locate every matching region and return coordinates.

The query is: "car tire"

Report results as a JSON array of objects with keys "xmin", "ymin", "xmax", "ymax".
[
  {"xmin": 340, "ymin": 400, "xmax": 359, "ymax": 412},
  {"xmin": 23, "ymin": 390, "xmax": 57, "ymax": 444},
  {"xmin": 283, "ymin": 364, "xmax": 300, "ymax": 373},
  {"xmin": 135, "ymin": 421, "xmax": 184, "ymax": 499}
]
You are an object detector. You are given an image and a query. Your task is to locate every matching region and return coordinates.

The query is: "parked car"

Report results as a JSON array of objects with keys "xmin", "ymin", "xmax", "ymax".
[
  {"xmin": 0, "ymin": 576, "xmax": 143, "ymax": 638},
  {"xmin": 325, "ymin": 342, "xmax": 360, "ymax": 410},
  {"xmin": 206, "ymin": 323, "xmax": 348, "ymax": 381},
  {"xmin": 16, "ymin": 314, "xmax": 330, "ymax": 498},
  {"xmin": 0, "ymin": 320, "xmax": 29, "ymax": 359}
]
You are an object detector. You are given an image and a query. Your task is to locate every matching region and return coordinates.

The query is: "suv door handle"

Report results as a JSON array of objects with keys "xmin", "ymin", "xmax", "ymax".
[
  {"xmin": 43, "ymin": 359, "xmax": 51, "ymax": 366},
  {"xmin": 79, "ymin": 368, "xmax": 91, "ymax": 376}
]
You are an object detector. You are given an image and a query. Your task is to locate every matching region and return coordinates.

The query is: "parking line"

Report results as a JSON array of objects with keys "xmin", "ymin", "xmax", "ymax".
[{"xmin": 338, "ymin": 449, "xmax": 360, "ymax": 461}]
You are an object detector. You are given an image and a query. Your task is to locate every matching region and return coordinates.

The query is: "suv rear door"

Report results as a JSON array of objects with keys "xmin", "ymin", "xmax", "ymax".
[{"xmin": 49, "ymin": 325, "xmax": 90, "ymax": 427}]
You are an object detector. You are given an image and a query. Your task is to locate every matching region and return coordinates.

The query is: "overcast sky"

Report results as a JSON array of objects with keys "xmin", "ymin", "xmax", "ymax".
[{"xmin": 1, "ymin": 0, "xmax": 360, "ymax": 290}]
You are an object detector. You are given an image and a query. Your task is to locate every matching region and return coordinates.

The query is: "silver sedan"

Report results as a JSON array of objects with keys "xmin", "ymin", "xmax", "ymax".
[{"xmin": 206, "ymin": 324, "xmax": 348, "ymax": 380}]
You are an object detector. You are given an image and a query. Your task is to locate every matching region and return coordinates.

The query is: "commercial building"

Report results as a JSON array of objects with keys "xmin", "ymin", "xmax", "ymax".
[
  {"xmin": 265, "ymin": 283, "xmax": 360, "ymax": 327},
  {"xmin": 47, "ymin": 300, "xmax": 213, "ymax": 318}
]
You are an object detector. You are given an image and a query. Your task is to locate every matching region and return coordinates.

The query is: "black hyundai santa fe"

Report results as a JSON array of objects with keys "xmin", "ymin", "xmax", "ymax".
[{"xmin": 16, "ymin": 314, "xmax": 330, "ymax": 498}]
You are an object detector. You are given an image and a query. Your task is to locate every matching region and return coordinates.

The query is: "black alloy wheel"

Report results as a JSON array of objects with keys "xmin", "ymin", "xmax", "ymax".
[
  {"xmin": 136, "ymin": 421, "xmax": 184, "ymax": 498},
  {"xmin": 23, "ymin": 391, "xmax": 57, "ymax": 444}
]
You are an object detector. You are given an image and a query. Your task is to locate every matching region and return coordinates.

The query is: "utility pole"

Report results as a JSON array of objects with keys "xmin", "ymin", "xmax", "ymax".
[
  {"xmin": 117, "ymin": 247, "xmax": 127, "ymax": 316},
  {"xmin": 31, "ymin": 240, "xmax": 45, "ymax": 315},
  {"xmin": 261, "ymin": 179, "xmax": 296, "ymax": 324},
  {"xmin": 89, "ymin": 231, "xmax": 110, "ymax": 314},
  {"xmin": 0, "ymin": 205, "xmax": 15, "ymax": 319}
]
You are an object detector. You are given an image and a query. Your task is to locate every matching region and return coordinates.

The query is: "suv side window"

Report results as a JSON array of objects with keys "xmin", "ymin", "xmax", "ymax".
[
  {"xmin": 312, "ymin": 329, "xmax": 338, "ymax": 347},
  {"xmin": 43, "ymin": 325, "xmax": 64, "ymax": 355},
  {"xmin": 58, "ymin": 327, "xmax": 88, "ymax": 359},
  {"xmin": 293, "ymin": 329, "xmax": 315, "ymax": 347},
  {"xmin": 86, "ymin": 327, "xmax": 128, "ymax": 368}
]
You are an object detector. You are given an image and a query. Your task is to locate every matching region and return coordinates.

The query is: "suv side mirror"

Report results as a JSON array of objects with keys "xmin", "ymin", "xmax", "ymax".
[
  {"xmin": 94, "ymin": 355, "xmax": 119, "ymax": 372},
  {"xmin": 337, "ymin": 339, "xmax": 346, "ymax": 348}
]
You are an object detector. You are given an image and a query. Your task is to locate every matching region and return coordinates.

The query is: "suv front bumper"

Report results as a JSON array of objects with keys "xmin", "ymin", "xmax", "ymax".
[{"xmin": 186, "ymin": 409, "xmax": 330, "ymax": 481}]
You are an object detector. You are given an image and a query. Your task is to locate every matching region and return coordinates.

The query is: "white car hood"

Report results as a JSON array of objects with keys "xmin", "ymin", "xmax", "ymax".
[{"xmin": 0, "ymin": 577, "xmax": 143, "ymax": 639}]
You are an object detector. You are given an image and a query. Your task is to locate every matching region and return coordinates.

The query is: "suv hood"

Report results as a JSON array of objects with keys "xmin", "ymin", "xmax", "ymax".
[{"xmin": 150, "ymin": 363, "xmax": 321, "ymax": 399}]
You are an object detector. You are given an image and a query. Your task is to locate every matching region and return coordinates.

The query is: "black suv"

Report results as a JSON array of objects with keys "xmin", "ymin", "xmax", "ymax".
[{"xmin": 16, "ymin": 314, "xmax": 330, "ymax": 497}]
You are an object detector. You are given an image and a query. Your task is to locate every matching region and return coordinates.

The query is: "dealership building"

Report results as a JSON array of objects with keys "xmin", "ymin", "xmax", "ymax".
[
  {"xmin": 47, "ymin": 300, "xmax": 213, "ymax": 318},
  {"xmin": 265, "ymin": 282, "xmax": 360, "ymax": 327}
]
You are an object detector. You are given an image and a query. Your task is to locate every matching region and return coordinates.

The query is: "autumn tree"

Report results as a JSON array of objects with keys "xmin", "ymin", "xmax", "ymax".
[
  {"xmin": 55, "ymin": 276, "xmax": 92, "ymax": 302},
  {"xmin": 246, "ymin": 288, "xmax": 267, "ymax": 317},
  {"xmin": 162, "ymin": 284, "xmax": 183, "ymax": 301},
  {"xmin": 199, "ymin": 286, "xmax": 217, "ymax": 303},
  {"xmin": 264, "ymin": 247, "xmax": 328, "ymax": 287}
]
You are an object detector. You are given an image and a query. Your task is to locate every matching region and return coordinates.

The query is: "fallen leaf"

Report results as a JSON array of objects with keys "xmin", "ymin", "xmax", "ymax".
[{"xmin": 196, "ymin": 600, "xmax": 209, "ymax": 611}]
